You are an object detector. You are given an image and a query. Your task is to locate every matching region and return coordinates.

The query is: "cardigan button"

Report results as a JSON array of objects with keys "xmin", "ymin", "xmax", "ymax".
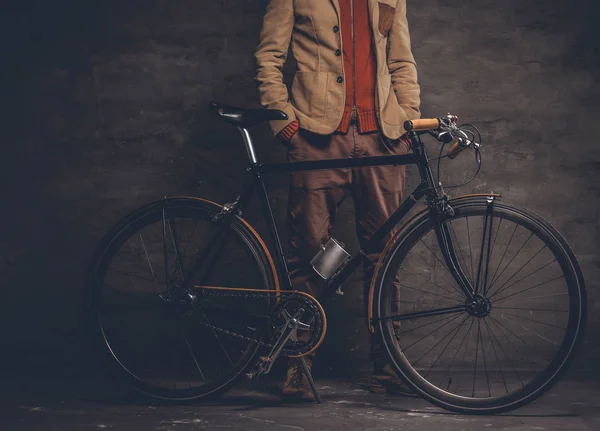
[
  {"xmin": 337, "ymin": 76, "xmax": 344, "ymax": 84},
  {"xmin": 333, "ymin": 25, "xmax": 340, "ymax": 33},
  {"xmin": 335, "ymin": 49, "xmax": 342, "ymax": 57}
]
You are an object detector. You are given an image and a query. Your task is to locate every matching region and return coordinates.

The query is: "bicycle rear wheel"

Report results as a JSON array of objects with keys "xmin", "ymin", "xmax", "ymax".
[
  {"xmin": 86, "ymin": 197, "xmax": 278, "ymax": 401},
  {"xmin": 373, "ymin": 197, "xmax": 586, "ymax": 414}
]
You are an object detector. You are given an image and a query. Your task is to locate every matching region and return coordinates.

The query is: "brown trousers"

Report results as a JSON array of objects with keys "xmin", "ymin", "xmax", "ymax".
[{"xmin": 285, "ymin": 122, "xmax": 408, "ymax": 361}]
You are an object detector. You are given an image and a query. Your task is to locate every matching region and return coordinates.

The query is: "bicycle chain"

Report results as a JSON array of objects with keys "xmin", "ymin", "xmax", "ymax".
[
  {"xmin": 191, "ymin": 290, "xmax": 324, "ymax": 354},
  {"xmin": 190, "ymin": 289, "xmax": 293, "ymax": 349}
]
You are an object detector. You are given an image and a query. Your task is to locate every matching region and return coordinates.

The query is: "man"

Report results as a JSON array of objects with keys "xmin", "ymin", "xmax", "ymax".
[{"xmin": 254, "ymin": 0, "xmax": 421, "ymax": 400}]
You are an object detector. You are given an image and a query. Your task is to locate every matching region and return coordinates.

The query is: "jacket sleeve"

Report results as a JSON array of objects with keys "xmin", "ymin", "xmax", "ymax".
[
  {"xmin": 254, "ymin": 0, "xmax": 298, "ymax": 137},
  {"xmin": 387, "ymin": 0, "xmax": 421, "ymax": 121}
]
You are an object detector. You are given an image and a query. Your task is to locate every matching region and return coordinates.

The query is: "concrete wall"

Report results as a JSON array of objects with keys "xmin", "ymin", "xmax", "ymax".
[{"xmin": 1, "ymin": 0, "xmax": 598, "ymax": 377}]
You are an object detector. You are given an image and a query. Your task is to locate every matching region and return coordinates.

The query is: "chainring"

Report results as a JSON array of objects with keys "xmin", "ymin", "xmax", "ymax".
[{"xmin": 269, "ymin": 292, "xmax": 326, "ymax": 356}]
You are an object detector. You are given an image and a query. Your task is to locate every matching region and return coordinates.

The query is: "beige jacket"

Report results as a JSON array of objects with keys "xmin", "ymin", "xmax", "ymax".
[{"xmin": 254, "ymin": 0, "xmax": 421, "ymax": 140}]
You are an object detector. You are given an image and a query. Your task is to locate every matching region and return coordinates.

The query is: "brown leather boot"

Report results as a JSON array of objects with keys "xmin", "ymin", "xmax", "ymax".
[
  {"xmin": 282, "ymin": 356, "xmax": 315, "ymax": 401},
  {"xmin": 369, "ymin": 363, "xmax": 418, "ymax": 397}
]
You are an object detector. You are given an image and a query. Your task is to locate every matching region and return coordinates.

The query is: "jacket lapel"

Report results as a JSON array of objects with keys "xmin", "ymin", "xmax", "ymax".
[
  {"xmin": 330, "ymin": 0, "xmax": 340, "ymax": 18},
  {"xmin": 368, "ymin": 0, "xmax": 378, "ymax": 29}
]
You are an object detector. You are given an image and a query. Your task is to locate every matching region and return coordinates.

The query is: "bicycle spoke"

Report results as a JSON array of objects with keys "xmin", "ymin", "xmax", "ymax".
[
  {"xmin": 179, "ymin": 320, "xmax": 206, "ymax": 381},
  {"xmin": 493, "ymin": 306, "xmax": 568, "ymax": 312},
  {"xmin": 395, "ymin": 313, "xmax": 459, "ymax": 336},
  {"xmin": 494, "ymin": 310, "xmax": 566, "ymax": 330},
  {"xmin": 488, "ymin": 314, "xmax": 547, "ymax": 368},
  {"xmin": 376, "ymin": 202, "xmax": 582, "ymax": 410},
  {"xmin": 168, "ymin": 217, "xmax": 185, "ymax": 280},
  {"xmin": 494, "ymin": 312, "xmax": 559, "ymax": 347},
  {"xmin": 478, "ymin": 319, "xmax": 492, "ymax": 397},
  {"xmin": 122, "ymin": 238, "xmax": 169, "ymax": 276},
  {"xmin": 466, "ymin": 217, "xmax": 476, "ymax": 283},
  {"xmin": 454, "ymin": 316, "xmax": 476, "ymax": 394},
  {"xmin": 489, "ymin": 218, "xmax": 503, "ymax": 264},
  {"xmin": 448, "ymin": 220, "xmax": 474, "ymax": 286},
  {"xmin": 108, "ymin": 268, "xmax": 158, "ymax": 284},
  {"xmin": 139, "ymin": 233, "xmax": 162, "ymax": 293},
  {"xmin": 419, "ymin": 238, "xmax": 452, "ymax": 274},
  {"xmin": 440, "ymin": 317, "xmax": 474, "ymax": 391},
  {"xmin": 417, "ymin": 238, "xmax": 468, "ymax": 298},
  {"xmin": 490, "ymin": 257, "xmax": 556, "ymax": 300},
  {"xmin": 483, "ymin": 318, "xmax": 514, "ymax": 392},
  {"xmin": 422, "ymin": 315, "xmax": 469, "ymax": 376},
  {"xmin": 400, "ymin": 266, "xmax": 464, "ymax": 301},
  {"xmin": 184, "ymin": 223, "xmax": 231, "ymax": 286},
  {"xmin": 487, "ymin": 223, "xmax": 519, "ymax": 294},
  {"xmin": 179, "ymin": 218, "xmax": 198, "ymax": 265},
  {"xmin": 401, "ymin": 312, "xmax": 464, "ymax": 352},
  {"xmin": 411, "ymin": 316, "xmax": 468, "ymax": 377},
  {"xmin": 488, "ymin": 244, "xmax": 548, "ymax": 298},
  {"xmin": 472, "ymin": 318, "xmax": 481, "ymax": 397},
  {"xmin": 399, "ymin": 283, "xmax": 464, "ymax": 303},
  {"xmin": 492, "ymin": 275, "xmax": 564, "ymax": 303},
  {"xmin": 162, "ymin": 208, "xmax": 170, "ymax": 292},
  {"xmin": 486, "ymin": 231, "xmax": 534, "ymax": 295},
  {"xmin": 195, "ymin": 310, "xmax": 235, "ymax": 367},
  {"xmin": 486, "ymin": 316, "xmax": 540, "ymax": 382},
  {"xmin": 93, "ymin": 203, "xmax": 279, "ymax": 399},
  {"xmin": 496, "ymin": 292, "xmax": 567, "ymax": 302},
  {"xmin": 481, "ymin": 216, "xmax": 505, "ymax": 295},
  {"xmin": 382, "ymin": 305, "xmax": 466, "ymax": 323}
]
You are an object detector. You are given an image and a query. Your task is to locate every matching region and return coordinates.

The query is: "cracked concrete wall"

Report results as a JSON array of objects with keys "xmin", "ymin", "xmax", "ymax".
[{"xmin": 1, "ymin": 0, "xmax": 598, "ymax": 376}]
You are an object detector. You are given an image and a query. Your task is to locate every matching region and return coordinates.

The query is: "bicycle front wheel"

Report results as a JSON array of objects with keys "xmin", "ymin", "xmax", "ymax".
[
  {"xmin": 86, "ymin": 197, "xmax": 278, "ymax": 401},
  {"xmin": 373, "ymin": 197, "xmax": 586, "ymax": 414}
]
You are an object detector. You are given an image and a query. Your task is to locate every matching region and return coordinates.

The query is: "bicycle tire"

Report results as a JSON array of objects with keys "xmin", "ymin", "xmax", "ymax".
[
  {"xmin": 85, "ymin": 197, "xmax": 278, "ymax": 401},
  {"xmin": 373, "ymin": 196, "xmax": 586, "ymax": 414}
]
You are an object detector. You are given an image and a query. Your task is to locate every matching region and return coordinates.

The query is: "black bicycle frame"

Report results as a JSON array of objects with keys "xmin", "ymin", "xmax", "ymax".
[{"xmin": 197, "ymin": 131, "xmax": 477, "ymax": 308}]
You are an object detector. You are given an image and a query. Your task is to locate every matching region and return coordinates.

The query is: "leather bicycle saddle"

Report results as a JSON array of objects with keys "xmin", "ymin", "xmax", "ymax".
[{"xmin": 210, "ymin": 101, "xmax": 288, "ymax": 128}]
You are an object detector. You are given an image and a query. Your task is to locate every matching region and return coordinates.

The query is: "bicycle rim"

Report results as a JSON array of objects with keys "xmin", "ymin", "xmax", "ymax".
[
  {"xmin": 375, "ymin": 199, "xmax": 586, "ymax": 414},
  {"xmin": 87, "ymin": 198, "xmax": 277, "ymax": 401}
]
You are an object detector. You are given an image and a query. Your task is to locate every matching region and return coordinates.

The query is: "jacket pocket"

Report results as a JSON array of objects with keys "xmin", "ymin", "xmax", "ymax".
[
  {"xmin": 378, "ymin": 73, "xmax": 403, "ymax": 126},
  {"xmin": 290, "ymin": 71, "xmax": 328, "ymax": 119},
  {"xmin": 378, "ymin": 2, "xmax": 396, "ymax": 36}
]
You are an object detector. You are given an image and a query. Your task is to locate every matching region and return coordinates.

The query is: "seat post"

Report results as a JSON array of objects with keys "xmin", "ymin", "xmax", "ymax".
[{"xmin": 238, "ymin": 127, "xmax": 258, "ymax": 164}]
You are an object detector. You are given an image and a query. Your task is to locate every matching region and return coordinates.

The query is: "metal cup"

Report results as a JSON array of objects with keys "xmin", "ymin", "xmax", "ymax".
[{"xmin": 310, "ymin": 237, "xmax": 351, "ymax": 280}]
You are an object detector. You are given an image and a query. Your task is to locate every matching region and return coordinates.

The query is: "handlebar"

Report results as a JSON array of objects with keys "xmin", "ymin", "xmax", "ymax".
[
  {"xmin": 403, "ymin": 114, "xmax": 479, "ymax": 159},
  {"xmin": 404, "ymin": 118, "xmax": 440, "ymax": 131},
  {"xmin": 447, "ymin": 138, "xmax": 467, "ymax": 159}
]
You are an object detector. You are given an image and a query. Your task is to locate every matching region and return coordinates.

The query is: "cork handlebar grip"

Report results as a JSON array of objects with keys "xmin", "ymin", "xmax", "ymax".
[
  {"xmin": 404, "ymin": 118, "xmax": 440, "ymax": 131},
  {"xmin": 447, "ymin": 138, "xmax": 466, "ymax": 159}
]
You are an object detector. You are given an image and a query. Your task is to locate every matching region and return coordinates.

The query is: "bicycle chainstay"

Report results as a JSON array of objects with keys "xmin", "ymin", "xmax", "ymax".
[{"xmin": 192, "ymin": 288, "xmax": 326, "ymax": 356}]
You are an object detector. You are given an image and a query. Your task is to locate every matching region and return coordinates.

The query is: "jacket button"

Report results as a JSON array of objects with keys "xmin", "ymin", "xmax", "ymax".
[
  {"xmin": 337, "ymin": 76, "xmax": 344, "ymax": 83},
  {"xmin": 335, "ymin": 49, "xmax": 341, "ymax": 57},
  {"xmin": 333, "ymin": 25, "xmax": 340, "ymax": 33}
]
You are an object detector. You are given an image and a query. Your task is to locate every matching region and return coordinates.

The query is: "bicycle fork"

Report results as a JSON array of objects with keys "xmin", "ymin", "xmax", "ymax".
[
  {"xmin": 433, "ymin": 196, "xmax": 497, "ymax": 303},
  {"xmin": 435, "ymin": 221, "xmax": 476, "ymax": 302}
]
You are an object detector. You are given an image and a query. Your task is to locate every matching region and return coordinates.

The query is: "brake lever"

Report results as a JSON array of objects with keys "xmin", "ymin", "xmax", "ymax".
[{"xmin": 429, "ymin": 115, "xmax": 459, "ymax": 144}]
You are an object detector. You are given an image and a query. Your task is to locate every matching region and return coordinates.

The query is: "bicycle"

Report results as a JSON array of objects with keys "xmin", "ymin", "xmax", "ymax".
[{"xmin": 85, "ymin": 101, "xmax": 587, "ymax": 414}]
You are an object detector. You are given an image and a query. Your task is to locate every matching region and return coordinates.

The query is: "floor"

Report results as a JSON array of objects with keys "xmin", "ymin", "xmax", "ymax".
[{"xmin": 1, "ymin": 374, "xmax": 598, "ymax": 431}]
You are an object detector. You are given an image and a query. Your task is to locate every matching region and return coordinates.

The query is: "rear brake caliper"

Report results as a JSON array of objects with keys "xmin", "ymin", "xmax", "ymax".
[{"xmin": 212, "ymin": 195, "xmax": 242, "ymax": 222}]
